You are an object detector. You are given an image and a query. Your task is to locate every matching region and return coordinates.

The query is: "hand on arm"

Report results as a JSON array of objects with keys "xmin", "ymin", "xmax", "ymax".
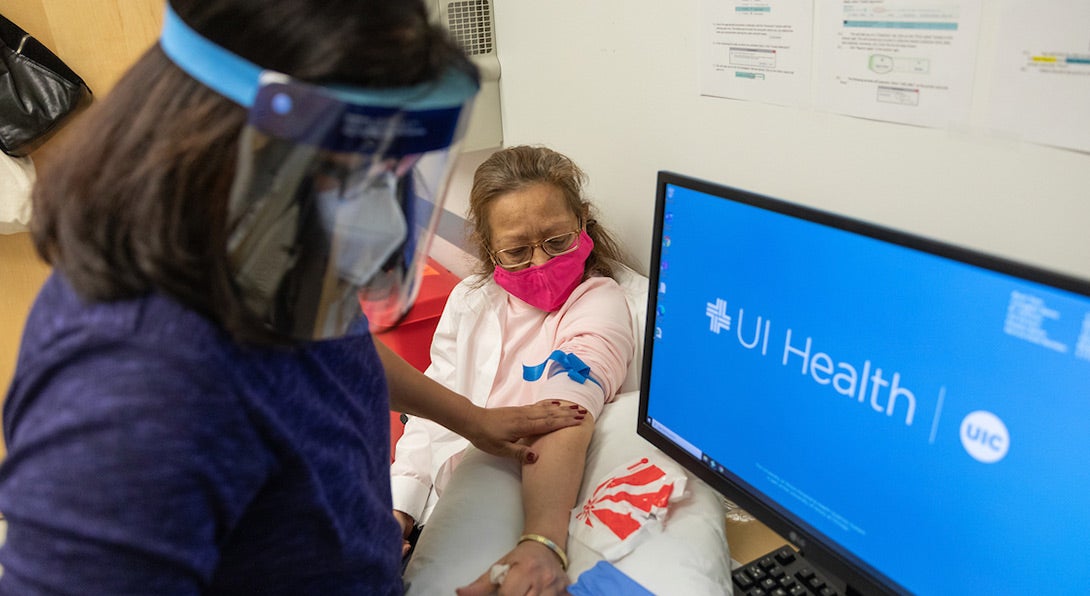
[
  {"xmin": 392, "ymin": 509, "xmax": 416, "ymax": 557},
  {"xmin": 375, "ymin": 339, "xmax": 584, "ymax": 465},
  {"xmin": 458, "ymin": 400, "xmax": 595, "ymax": 596}
]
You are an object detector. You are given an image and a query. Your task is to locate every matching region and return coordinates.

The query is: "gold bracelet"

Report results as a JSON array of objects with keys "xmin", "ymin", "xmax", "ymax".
[{"xmin": 518, "ymin": 533, "xmax": 569, "ymax": 571}]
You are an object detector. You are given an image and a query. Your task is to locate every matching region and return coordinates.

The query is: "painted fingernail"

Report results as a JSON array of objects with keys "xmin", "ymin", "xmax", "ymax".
[
  {"xmin": 526, "ymin": 452, "xmax": 538, "ymax": 463},
  {"xmin": 575, "ymin": 415, "xmax": 585, "ymax": 420},
  {"xmin": 578, "ymin": 408, "xmax": 588, "ymax": 414},
  {"xmin": 569, "ymin": 404, "xmax": 579, "ymax": 409},
  {"xmin": 551, "ymin": 400, "xmax": 561, "ymax": 405}
]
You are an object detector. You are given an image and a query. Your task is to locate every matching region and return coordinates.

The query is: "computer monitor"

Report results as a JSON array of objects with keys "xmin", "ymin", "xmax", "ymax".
[{"xmin": 637, "ymin": 171, "xmax": 1090, "ymax": 595}]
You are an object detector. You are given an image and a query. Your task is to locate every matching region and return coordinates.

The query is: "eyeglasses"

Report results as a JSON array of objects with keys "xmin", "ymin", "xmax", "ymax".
[{"xmin": 489, "ymin": 227, "xmax": 582, "ymax": 270}]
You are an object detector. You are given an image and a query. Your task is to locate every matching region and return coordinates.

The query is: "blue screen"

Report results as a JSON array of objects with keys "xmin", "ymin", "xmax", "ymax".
[{"xmin": 645, "ymin": 180, "xmax": 1090, "ymax": 594}]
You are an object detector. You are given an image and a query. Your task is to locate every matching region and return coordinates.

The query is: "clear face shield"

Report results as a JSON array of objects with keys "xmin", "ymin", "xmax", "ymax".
[
  {"xmin": 228, "ymin": 73, "xmax": 474, "ymax": 339},
  {"xmin": 159, "ymin": 6, "xmax": 478, "ymax": 340}
]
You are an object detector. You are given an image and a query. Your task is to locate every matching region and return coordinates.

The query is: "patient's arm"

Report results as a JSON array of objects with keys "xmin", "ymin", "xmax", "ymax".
[
  {"xmin": 458, "ymin": 400, "xmax": 594, "ymax": 596},
  {"xmin": 376, "ymin": 339, "xmax": 582, "ymax": 464}
]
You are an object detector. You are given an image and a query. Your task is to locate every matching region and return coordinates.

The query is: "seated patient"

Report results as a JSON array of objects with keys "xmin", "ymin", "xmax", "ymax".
[{"xmin": 391, "ymin": 145, "xmax": 636, "ymax": 593}]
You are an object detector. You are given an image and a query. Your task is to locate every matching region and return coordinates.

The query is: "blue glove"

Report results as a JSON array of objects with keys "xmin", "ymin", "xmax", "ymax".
[{"xmin": 568, "ymin": 561, "xmax": 655, "ymax": 596}]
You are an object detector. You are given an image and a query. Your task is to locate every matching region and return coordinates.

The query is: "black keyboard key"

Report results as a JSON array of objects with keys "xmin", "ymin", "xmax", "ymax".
[
  {"xmin": 733, "ymin": 571, "xmax": 755, "ymax": 590},
  {"xmin": 774, "ymin": 547, "xmax": 797, "ymax": 565},
  {"xmin": 734, "ymin": 547, "xmax": 838, "ymax": 596}
]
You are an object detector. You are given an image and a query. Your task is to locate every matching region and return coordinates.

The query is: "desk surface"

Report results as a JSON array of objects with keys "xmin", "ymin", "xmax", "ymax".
[{"xmin": 724, "ymin": 514, "xmax": 791, "ymax": 567}]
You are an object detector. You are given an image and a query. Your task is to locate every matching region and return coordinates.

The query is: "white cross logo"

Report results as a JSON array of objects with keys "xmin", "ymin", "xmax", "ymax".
[{"xmin": 706, "ymin": 298, "xmax": 731, "ymax": 334}]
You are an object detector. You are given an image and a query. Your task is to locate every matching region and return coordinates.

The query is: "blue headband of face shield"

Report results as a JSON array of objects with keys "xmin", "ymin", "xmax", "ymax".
[{"xmin": 159, "ymin": 5, "xmax": 478, "ymax": 340}]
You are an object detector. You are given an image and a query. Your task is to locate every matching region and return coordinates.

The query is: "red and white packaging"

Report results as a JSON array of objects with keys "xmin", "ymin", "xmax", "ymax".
[{"xmin": 569, "ymin": 455, "xmax": 688, "ymax": 561}]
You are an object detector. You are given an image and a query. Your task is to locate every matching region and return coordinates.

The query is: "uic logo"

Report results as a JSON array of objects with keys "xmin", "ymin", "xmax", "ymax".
[{"xmin": 959, "ymin": 410, "xmax": 1009, "ymax": 464}]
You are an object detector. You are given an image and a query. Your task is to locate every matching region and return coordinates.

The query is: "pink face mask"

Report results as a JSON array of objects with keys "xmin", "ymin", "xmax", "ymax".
[{"xmin": 493, "ymin": 231, "xmax": 595, "ymax": 312}]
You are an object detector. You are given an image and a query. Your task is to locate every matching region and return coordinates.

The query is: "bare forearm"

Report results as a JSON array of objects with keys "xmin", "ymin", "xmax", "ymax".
[
  {"xmin": 374, "ymin": 338, "xmax": 473, "ymax": 432},
  {"xmin": 520, "ymin": 410, "xmax": 595, "ymax": 548},
  {"xmin": 456, "ymin": 402, "xmax": 595, "ymax": 594},
  {"xmin": 376, "ymin": 339, "xmax": 585, "ymax": 466}
]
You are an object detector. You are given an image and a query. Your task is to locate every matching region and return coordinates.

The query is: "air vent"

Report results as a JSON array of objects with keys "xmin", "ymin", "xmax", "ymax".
[
  {"xmin": 428, "ymin": 0, "xmax": 502, "ymax": 150},
  {"xmin": 446, "ymin": 0, "xmax": 494, "ymax": 56}
]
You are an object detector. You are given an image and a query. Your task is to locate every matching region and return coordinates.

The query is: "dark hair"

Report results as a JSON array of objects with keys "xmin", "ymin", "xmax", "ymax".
[
  {"xmin": 30, "ymin": 0, "xmax": 476, "ymax": 344},
  {"xmin": 467, "ymin": 145, "xmax": 626, "ymax": 282}
]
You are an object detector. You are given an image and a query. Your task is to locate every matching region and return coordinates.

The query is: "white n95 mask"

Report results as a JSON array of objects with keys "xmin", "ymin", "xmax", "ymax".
[{"xmin": 316, "ymin": 169, "xmax": 408, "ymax": 287}]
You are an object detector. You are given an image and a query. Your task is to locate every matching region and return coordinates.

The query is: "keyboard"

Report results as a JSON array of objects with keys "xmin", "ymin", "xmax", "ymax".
[{"xmin": 732, "ymin": 546, "xmax": 840, "ymax": 596}]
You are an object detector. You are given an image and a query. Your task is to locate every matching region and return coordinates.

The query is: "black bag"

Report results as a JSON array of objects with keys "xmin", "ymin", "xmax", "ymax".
[{"xmin": 1, "ymin": 12, "xmax": 91, "ymax": 157}]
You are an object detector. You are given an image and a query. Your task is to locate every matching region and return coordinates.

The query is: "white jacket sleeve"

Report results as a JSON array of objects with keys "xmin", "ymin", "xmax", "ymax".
[
  {"xmin": 389, "ymin": 418, "xmax": 441, "ymax": 523},
  {"xmin": 389, "ymin": 280, "xmax": 478, "ymax": 524}
]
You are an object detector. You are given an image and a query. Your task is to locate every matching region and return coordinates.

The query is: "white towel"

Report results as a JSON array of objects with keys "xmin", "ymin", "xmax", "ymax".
[{"xmin": 1, "ymin": 153, "xmax": 36, "ymax": 234}]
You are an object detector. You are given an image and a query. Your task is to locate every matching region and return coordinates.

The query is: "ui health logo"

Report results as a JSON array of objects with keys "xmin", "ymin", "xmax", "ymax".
[
  {"xmin": 703, "ymin": 296, "xmax": 1011, "ymax": 464},
  {"xmin": 706, "ymin": 298, "xmax": 732, "ymax": 334},
  {"xmin": 960, "ymin": 411, "xmax": 1010, "ymax": 464}
]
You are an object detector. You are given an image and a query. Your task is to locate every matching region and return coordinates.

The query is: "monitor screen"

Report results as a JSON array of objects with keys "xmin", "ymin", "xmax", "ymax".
[{"xmin": 637, "ymin": 172, "xmax": 1090, "ymax": 594}]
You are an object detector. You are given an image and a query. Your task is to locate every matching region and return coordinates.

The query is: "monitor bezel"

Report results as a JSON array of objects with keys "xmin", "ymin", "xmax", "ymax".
[{"xmin": 636, "ymin": 170, "xmax": 1090, "ymax": 596}]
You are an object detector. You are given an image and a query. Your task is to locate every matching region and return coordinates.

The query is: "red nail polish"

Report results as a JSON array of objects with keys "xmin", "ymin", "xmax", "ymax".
[
  {"xmin": 526, "ymin": 452, "xmax": 538, "ymax": 463},
  {"xmin": 551, "ymin": 400, "xmax": 561, "ymax": 405},
  {"xmin": 575, "ymin": 415, "xmax": 585, "ymax": 420},
  {"xmin": 569, "ymin": 404, "xmax": 579, "ymax": 409}
]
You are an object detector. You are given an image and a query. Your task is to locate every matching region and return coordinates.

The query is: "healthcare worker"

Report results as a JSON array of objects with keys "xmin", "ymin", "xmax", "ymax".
[{"xmin": 0, "ymin": 2, "xmax": 582, "ymax": 594}]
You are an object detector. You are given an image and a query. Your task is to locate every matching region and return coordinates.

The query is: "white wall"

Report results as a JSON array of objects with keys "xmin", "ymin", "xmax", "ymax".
[{"xmin": 464, "ymin": 1, "xmax": 1090, "ymax": 282}]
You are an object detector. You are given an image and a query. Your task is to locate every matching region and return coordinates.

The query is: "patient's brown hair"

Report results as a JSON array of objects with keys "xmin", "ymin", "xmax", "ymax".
[{"xmin": 466, "ymin": 145, "xmax": 627, "ymax": 282}]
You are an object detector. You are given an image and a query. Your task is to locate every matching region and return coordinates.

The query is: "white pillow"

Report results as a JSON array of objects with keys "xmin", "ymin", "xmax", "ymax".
[{"xmin": 403, "ymin": 391, "xmax": 733, "ymax": 595}]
